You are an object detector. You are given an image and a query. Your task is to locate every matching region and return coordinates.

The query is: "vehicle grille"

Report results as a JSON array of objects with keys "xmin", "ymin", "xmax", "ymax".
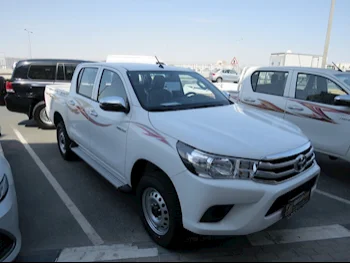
[
  {"xmin": 0, "ymin": 232, "xmax": 15, "ymax": 261},
  {"xmin": 254, "ymin": 143, "xmax": 315, "ymax": 183}
]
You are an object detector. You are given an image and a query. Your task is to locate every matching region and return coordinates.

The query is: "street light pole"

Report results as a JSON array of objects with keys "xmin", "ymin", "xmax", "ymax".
[
  {"xmin": 321, "ymin": 0, "xmax": 336, "ymax": 68},
  {"xmin": 24, "ymin": 29, "xmax": 33, "ymax": 59}
]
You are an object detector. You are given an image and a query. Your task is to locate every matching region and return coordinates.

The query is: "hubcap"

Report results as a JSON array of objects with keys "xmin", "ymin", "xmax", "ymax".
[
  {"xmin": 39, "ymin": 108, "xmax": 53, "ymax": 125},
  {"xmin": 142, "ymin": 187, "xmax": 169, "ymax": 236},
  {"xmin": 59, "ymin": 131, "xmax": 66, "ymax": 154}
]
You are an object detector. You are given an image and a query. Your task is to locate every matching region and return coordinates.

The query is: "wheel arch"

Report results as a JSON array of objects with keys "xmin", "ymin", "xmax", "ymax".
[{"xmin": 130, "ymin": 159, "xmax": 176, "ymax": 193}]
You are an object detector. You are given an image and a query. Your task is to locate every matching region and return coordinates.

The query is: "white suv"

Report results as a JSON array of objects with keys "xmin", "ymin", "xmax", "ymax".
[{"xmin": 47, "ymin": 63, "xmax": 320, "ymax": 248}]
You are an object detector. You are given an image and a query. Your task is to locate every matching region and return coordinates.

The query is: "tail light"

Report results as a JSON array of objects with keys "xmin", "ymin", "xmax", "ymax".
[
  {"xmin": 5, "ymin": 82, "xmax": 14, "ymax": 93},
  {"xmin": 212, "ymin": 73, "xmax": 216, "ymax": 76}
]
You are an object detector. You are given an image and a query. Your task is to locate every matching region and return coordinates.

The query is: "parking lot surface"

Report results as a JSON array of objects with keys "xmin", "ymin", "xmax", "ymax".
[{"xmin": 1, "ymin": 106, "xmax": 350, "ymax": 262}]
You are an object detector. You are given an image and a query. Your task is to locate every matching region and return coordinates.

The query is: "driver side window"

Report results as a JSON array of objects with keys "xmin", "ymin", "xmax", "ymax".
[
  {"xmin": 295, "ymin": 73, "xmax": 347, "ymax": 105},
  {"xmin": 179, "ymin": 74, "xmax": 215, "ymax": 98}
]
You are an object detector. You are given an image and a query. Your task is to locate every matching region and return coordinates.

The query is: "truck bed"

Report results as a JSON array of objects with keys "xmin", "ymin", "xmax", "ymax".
[{"xmin": 45, "ymin": 84, "xmax": 71, "ymax": 121}]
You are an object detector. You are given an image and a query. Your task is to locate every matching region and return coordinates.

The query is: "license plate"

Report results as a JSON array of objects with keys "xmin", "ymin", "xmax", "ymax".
[{"xmin": 283, "ymin": 190, "xmax": 311, "ymax": 218}]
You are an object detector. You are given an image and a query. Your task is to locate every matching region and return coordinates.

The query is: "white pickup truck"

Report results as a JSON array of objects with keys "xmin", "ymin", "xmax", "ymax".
[
  {"xmin": 232, "ymin": 67, "xmax": 350, "ymax": 162},
  {"xmin": 45, "ymin": 62, "xmax": 320, "ymax": 248}
]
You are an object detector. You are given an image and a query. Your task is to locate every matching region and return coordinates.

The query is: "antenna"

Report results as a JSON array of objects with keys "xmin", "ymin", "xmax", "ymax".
[
  {"xmin": 155, "ymin": 56, "xmax": 164, "ymax": 68},
  {"xmin": 332, "ymin": 62, "xmax": 343, "ymax": 72}
]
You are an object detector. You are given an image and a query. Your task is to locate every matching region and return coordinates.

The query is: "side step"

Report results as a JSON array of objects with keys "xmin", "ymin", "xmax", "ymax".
[{"xmin": 71, "ymin": 146, "xmax": 127, "ymax": 190}]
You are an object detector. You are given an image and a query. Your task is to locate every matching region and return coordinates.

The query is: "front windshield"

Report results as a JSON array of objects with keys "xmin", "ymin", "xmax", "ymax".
[
  {"xmin": 127, "ymin": 70, "xmax": 231, "ymax": 111},
  {"xmin": 335, "ymin": 73, "xmax": 350, "ymax": 87}
]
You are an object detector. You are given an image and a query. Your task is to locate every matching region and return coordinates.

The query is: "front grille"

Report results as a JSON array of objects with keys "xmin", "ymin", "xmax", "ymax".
[
  {"xmin": 0, "ymin": 232, "xmax": 15, "ymax": 260},
  {"xmin": 254, "ymin": 143, "xmax": 315, "ymax": 183},
  {"xmin": 266, "ymin": 175, "xmax": 318, "ymax": 216}
]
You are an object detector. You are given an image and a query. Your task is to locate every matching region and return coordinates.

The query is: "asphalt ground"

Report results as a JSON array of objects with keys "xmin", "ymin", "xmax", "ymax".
[{"xmin": 1, "ymin": 106, "xmax": 350, "ymax": 262}]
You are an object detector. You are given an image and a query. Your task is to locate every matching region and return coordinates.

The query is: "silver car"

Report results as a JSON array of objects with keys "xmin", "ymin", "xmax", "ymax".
[
  {"xmin": 0, "ymin": 132, "xmax": 21, "ymax": 262},
  {"xmin": 209, "ymin": 69, "xmax": 240, "ymax": 83}
]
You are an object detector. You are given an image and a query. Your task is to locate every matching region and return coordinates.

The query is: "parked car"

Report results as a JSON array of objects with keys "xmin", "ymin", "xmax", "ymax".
[
  {"xmin": 0, "ymin": 77, "xmax": 5, "ymax": 106},
  {"xmin": 209, "ymin": 68, "xmax": 240, "ymax": 83},
  {"xmin": 4, "ymin": 59, "xmax": 90, "ymax": 129},
  {"xmin": 0, "ymin": 132, "xmax": 21, "ymax": 262},
  {"xmin": 232, "ymin": 66, "xmax": 350, "ymax": 162},
  {"xmin": 46, "ymin": 62, "xmax": 320, "ymax": 248}
]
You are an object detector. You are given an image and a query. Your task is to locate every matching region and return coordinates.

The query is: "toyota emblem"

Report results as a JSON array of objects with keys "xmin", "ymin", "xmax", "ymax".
[{"xmin": 295, "ymin": 154, "xmax": 307, "ymax": 172}]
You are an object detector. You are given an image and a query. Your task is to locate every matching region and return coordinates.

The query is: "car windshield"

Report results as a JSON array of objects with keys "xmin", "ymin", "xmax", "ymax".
[
  {"xmin": 127, "ymin": 70, "xmax": 231, "ymax": 111},
  {"xmin": 335, "ymin": 73, "xmax": 350, "ymax": 87}
]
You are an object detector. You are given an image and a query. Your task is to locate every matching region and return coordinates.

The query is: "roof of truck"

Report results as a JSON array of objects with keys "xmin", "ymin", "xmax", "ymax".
[
  {"xmin": 80, "ymin": 62, "xmax": 194, "ymax": 72},
  {"xmin": 248, "ymin": 66, "xmax": 345, "ymax": 76}
]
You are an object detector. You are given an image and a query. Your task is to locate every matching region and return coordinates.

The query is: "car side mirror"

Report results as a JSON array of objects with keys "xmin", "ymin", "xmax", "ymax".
[
  {"xmin": 334, "ymin": 95, "xmax": 350, "ymax": 106},
  {"xmin": 99, "ymin": 96, "xmax": 130, "ymax": 113}
]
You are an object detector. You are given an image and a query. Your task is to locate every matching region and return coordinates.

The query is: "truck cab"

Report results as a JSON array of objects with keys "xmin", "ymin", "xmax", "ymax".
[{"xmin": 238, "ymin": 66, "xmax": 350, "ymax": 161}]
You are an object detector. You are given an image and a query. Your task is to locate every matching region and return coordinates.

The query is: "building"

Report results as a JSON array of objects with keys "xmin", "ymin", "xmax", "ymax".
[
  {"xmin": 0, "ymin": 56, "xmax": 24, "ymax": 70},
  {"xmin": 269, "ymin": 51, "xmax": 323, "ymax": 68}
]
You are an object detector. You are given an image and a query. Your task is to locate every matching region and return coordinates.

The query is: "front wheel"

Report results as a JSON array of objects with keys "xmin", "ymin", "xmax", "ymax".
[
  {"xmin": 33, "ymin": 101, "xmax": 55, "ymax": 129},
  {"xmin": 136, "ymin": 171, "xmax": 184, "ymax": 248}
]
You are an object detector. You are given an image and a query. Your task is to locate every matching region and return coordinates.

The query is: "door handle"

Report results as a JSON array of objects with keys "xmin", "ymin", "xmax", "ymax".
[
  {"xmin": 243, "ymin": 97, "xmax": 256, "ymax": 103},
  {"xmin": 288, "ymin": 105, "xmax": 304, "ymax": 111},
  {"xmin": 67, "ymin": 100, "xmax": 76, "ymax": 106},
  {"xmin": 89, "ymin": 109, "xmax": 98, "ymax": 117}
]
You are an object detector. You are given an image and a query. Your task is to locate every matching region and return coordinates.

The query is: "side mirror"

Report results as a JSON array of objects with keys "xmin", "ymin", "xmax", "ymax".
[
  {"xmin": 334, "ymin": 95, "xmax": 350, "ymax": 106},
  {"xmin": 99, "ymin": 96, "xmax": 130, "ymax": 113}
]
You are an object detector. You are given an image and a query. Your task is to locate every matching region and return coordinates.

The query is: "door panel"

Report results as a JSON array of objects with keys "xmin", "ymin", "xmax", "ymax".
[
  {"xmin": 89, "ymin": 69, "xmax": 131, "ymax": 181},
  {"xmin": 285, "ymin": 72, "xmax": 350, "ymax": 156},
  {"xmin": 67, "ymin": 67, "xmax": 99, "ymax": 149},
  {"xmin": 240, "ymin": 70, "xmax": 291, "ymax": 120}
]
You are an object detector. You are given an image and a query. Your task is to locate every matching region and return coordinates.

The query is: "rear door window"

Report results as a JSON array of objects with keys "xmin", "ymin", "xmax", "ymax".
[
  {"xmin": 28, "ymin": 65, "xmax": 56, "ymax": 80},
  {"xmin": 251, "ymin": 71, "xmax": 289, "ymax": 96},
  {"xmin": 77, "ymin": 67, "xmax": 98, "ymax": 99}
]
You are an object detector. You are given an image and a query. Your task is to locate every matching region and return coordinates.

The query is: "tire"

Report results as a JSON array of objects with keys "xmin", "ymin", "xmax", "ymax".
[
  {"xmin": 136, "ymin": 170, "xmax": 184, "ymax": 248},
  {"xmin": 33, "ymin": 101, "xmax": 55, "ymax": 129},
  {"xmin": 216, "ymin": 77, "xmax": 223, "ymax": 83},
  {"xmin": 57, "ymin": 122, "xmax": 75, "ymax": 161}
]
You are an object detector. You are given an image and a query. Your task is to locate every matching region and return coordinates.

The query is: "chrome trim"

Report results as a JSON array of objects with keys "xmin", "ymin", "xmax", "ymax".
[
  {"xmin": 253, "ymin": 142, "xmax": 315, "ymax": 184},
  {"xmin": 252, "ymin": 161, "xmax": 316, "ymax": 185},
  {"xmin": 261, "ymin": 142, "xmax": 311, "ymax": 161}
]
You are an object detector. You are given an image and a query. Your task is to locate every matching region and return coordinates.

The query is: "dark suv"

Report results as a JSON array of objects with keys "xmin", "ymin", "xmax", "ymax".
[{"xmin": 4, "ymin": 59, "xmax": 90, "ymax": 129}]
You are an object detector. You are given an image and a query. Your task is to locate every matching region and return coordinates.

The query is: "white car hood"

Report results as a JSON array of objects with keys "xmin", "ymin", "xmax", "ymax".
[{"xmin": 149, "ymin": 104, "xmax": 308, "ymax": 160}]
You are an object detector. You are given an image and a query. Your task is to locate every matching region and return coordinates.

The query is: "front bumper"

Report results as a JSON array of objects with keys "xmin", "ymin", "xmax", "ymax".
[
  {"xmin": 172, "ymin": 162, "xmax": 320, "ymax": 236},
  {"xmin": 0, "ymin": 183, "xmax": 22, "ymax": 262}
]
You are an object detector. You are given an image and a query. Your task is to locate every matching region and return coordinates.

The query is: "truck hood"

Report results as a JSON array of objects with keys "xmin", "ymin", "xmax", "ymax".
[{"xmin": 149, "ymin": 104, "xmax": 309, "ymax": 160}]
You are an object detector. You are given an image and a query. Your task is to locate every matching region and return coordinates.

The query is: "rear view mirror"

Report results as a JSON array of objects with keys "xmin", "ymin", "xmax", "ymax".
[
  {"xmin": 99, "ymin": 96, "xmax": 130, "ymax": 113},
  {"xmin": 334, "ymin": 95, "xmax": 350, "ymax": 106}
]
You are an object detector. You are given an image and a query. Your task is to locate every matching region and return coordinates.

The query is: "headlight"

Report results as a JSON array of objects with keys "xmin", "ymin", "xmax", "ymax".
[
  {"xmin": 177, "ymin": 141, "xmax": 258, "ymax": 179},
  {"xmin": 0, "ymin": 174, "xmax": 9, "ymax": 202}
]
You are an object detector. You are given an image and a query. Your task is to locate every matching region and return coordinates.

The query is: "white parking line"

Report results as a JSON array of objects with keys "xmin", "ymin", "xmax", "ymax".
[
  {"xmin": 315, "ymin": 189, "xmax": 350, "ymax": 205},
  {"xmin": 56, "ymin": 244, "xmax": 159, "ymax": 262},
  {"xmin": 12, "ymin": 127, "xmax": 104, "ymax": 246},
  {"xmin": 248, "ymin": 224, "xmax": 350, "ymax": 246}
]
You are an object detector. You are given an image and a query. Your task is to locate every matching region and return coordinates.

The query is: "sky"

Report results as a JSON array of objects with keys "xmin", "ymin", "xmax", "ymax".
[{"xmin": 0, "ymin": 0, "xmax": 349, "ymax": 66}]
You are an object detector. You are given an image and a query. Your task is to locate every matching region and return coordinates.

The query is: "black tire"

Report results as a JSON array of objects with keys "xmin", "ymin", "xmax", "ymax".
[
  {"xmin": 136, "ymin": 170, "xmax": 185, "ymax": 248},
  {"xmin": 216, "ymin": 77, "xmax": 223, "ymax": 83},
  {"xmin": 33, "ymin": 101, "xmax": 55, "ymax": 129},
  {"xmin": 57, "ymin": 122, "xmax": 75, "ymax": 161}
]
